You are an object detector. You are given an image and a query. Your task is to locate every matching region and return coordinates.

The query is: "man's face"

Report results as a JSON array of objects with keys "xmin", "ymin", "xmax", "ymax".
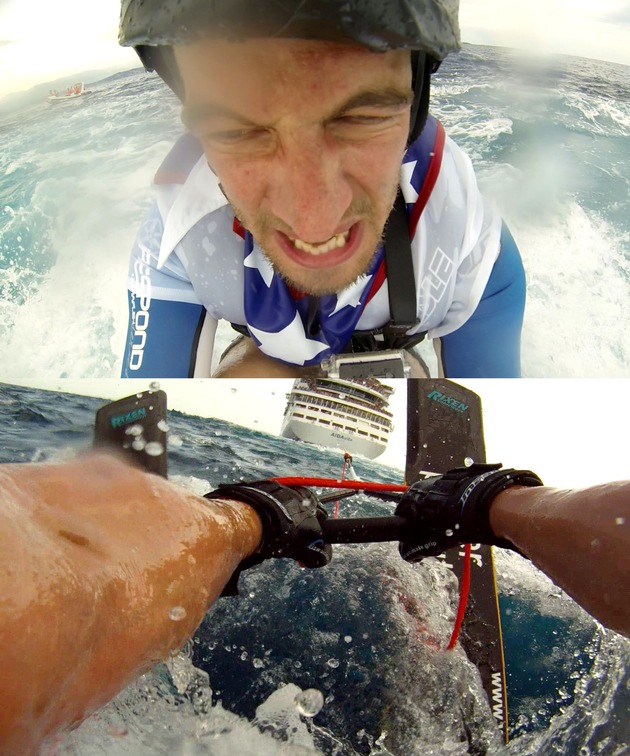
[{"xmin": 174, "ymin": 38, "xmax": 412, "ymax": 295}]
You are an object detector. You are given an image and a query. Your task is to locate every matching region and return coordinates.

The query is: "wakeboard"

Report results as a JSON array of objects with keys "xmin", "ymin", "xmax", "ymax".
[
  {"xmin": 93, "ymin": 389, "xmax": 168, "ymax": 478},
  {"xmin": 406, "ymin": 378, "xmax": 509, "ymax": 742}
]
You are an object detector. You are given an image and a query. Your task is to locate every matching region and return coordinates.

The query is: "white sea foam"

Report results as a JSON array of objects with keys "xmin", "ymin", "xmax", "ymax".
[{"xmin": 516, "ymin": 202, "xmax": 630, "ymax": 377}]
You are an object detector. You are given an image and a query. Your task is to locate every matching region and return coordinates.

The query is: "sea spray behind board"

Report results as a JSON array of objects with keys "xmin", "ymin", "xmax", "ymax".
[
  {"xmin": 0, "ymin": 383, "xmax": 628, "ymax": 754},
  {"xmin": 1, "ymin": 46, "xmax": 629, "ymax": 379}
]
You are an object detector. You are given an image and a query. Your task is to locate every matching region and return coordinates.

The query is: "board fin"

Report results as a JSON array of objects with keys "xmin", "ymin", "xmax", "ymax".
[
  {"xmin": 93, "ymin": 389, "xmax": 168, "ymax": 478},
  {"xmin": 405, "ymin": 378, "xmax": 509, "ymax": 743}
]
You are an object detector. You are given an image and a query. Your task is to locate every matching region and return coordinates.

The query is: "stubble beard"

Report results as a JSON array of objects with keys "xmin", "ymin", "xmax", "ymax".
[{"xmin": 230, "ymin": 186, "xmax": 399, "ymax": 296}]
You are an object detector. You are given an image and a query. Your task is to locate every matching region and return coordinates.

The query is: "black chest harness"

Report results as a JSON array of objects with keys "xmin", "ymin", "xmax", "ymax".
[{"xmin": 230, "ymin": 191, "xmax": 425, "ymax": 356}]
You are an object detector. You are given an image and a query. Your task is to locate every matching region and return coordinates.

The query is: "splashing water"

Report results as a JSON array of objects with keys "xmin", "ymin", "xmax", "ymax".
[{"xmin": 295, "ymin": 689, "xmax": 325, "ymax": 718}]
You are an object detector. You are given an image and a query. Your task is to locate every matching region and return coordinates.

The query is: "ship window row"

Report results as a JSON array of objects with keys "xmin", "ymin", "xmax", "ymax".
[
  {"xmin": 295, "ymin": 378, "xmax": 391, "ymax": 402},
  {"xmin": 290, "ymin": 410, "xmax": 386, "ymax": 439},
  {"xmin": 295, "ymin": 389, "xmax": 391, "ymax": 416},
  {"xmin": 292, "ymin": 406, "xmax": 390, "ymax": 432},
  {"xmin": 309, "ymin": 380, "xmax": 388, "ymax": 405},
  {"xmin": 289, "ymin": 397, "xmax": 391, "ymax": 429},
  {"xmin": 318, "ymin": 392, "xmax": 388, "ymax": 413},
  {"xmin": 357, "ymin": 429, "xmax": 387, "ymax": 441}
]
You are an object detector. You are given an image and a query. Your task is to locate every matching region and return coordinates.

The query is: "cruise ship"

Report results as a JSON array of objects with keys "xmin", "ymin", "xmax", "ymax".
[{"xmin": 280, "ymin": 377, "xmax": 394, "ymax": 459}]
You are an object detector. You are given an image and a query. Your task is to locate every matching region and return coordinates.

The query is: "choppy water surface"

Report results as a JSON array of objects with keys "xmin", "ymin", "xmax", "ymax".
[
  {"xmin": 1, "ymin": 383, "xmax": 627, "ymax": 755},
  {"xmin": 1, "ymin": 44, "xmax": 629, "ymax": 378}
]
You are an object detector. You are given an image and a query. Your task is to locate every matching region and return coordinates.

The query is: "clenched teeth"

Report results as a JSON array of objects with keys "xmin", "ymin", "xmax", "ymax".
[{"xmin": 292, "ymin": 230, "xmax": 350, "ymax": 255}]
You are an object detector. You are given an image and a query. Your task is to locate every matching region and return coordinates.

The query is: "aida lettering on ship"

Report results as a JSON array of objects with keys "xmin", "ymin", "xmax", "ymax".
[{"xmin": 119, "ymin": 0, "xmax": 525, "ymax": 379}]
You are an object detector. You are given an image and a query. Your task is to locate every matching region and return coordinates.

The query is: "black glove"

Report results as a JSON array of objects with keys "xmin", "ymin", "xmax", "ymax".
[
  {"xmin": 395, "ymin": 463, "xmax": 543, "ymax": 562},
  {"xmin": 205, "ymin": 480, "xmax": 332, "ymax": 595}
]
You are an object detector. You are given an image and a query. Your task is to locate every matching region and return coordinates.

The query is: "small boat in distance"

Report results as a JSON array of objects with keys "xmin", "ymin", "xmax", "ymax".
[
  {"xmin": 47, "ymin": 82, "xmax": 90, "ymax": 104},
  {"xmin": 281, "ymin": 377, "xmax": 394, "ymax": 459}
]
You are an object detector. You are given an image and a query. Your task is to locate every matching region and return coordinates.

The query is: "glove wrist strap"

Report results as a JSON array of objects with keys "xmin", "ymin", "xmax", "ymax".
[
  {"xmin": 204, "ymin": 480, "xmax": 291, "ymax": 595},
  {"xmin": 432, "ymin": 464, "xmax": 544, "ymax": 551}
]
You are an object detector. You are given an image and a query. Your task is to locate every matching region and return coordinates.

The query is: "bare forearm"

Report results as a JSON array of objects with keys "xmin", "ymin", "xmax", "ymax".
[
  {"xmin": 490, "ymin": 482, "xmax": 630, "ymax": 636},
  {"xmin": 0, "ymin": 454, "xmax": 261, "ymax": 755}
]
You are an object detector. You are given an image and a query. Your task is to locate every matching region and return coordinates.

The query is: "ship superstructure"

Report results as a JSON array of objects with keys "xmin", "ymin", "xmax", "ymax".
[{"xmin": 281, "ymin": 377, "xmax": 394, "ymax": 459}]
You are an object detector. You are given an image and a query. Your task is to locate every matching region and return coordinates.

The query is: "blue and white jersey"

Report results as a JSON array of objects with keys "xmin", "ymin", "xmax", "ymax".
[{"xmin": 123, "ymin": 117, "xmax": 525, "ymax": 377}]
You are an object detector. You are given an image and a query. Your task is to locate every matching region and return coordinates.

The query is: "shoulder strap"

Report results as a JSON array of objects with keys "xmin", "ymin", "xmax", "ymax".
[
  {"xmin": 381, "ymin": 189, "xmax": 420, "ymax": 346},
  {"xmin": 375, "ymin": 116, "xmax": 445, "ymax": 350}
]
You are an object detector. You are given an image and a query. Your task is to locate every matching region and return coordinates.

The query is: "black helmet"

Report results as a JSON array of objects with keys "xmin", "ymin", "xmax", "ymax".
[
  {"xmin": 119, "ymin": 0, "xmax": 460, "ymax": 59},
  {"xmin": 119, "ymin": 0, "xmax": 461, "ymax": 141}
]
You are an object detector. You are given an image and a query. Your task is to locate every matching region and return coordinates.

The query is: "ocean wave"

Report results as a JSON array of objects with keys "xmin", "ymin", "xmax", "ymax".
[{"xmin": 518, "ymin": 202, "xmax": 630, "ymax": 377}]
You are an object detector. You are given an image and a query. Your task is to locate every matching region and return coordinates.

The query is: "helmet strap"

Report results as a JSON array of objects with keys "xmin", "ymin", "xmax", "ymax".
[
  {"xmin": 408, "ymin": 52, "xmax": 435, "ymax": 145},
  {"xmin": 136, "ymin": 45, "xmax": 185, "ymax": 101}
]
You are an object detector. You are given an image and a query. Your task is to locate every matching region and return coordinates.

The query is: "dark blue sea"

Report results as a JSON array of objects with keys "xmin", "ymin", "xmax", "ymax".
[
  {"xmin": 1, "ymin": 382, "xmax": 627, "ymax": 755},
  {"xmin": 1, "ymin": 44, "xmax": 629, "ymax": 379}
]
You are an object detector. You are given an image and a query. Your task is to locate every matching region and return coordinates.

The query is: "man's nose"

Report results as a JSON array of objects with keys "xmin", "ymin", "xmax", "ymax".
[{"xmin": 266, "ymin": 131, "xmax": 354, "ymax": 242}]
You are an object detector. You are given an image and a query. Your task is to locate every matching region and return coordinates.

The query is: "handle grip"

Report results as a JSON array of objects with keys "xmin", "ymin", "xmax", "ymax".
[{"xmin": 322, "ymin": 516, "xmax": 406, "ymax": 544}]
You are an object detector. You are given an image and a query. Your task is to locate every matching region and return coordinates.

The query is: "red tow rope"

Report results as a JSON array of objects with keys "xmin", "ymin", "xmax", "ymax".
[
  {"xmin": 446, "ymin": 543, "xmax": 471, "ymax": 650},
  {"xmin": 271, "ymin": 475, "xmax": 470, "ymax": 650},
  {"xmin": 272, "ymin": 476, "xmax": 408, "ymax": 493}
]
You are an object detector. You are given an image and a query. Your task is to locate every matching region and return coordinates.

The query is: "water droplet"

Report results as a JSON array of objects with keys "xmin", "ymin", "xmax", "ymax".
[
  {"xmin": 445, "ymin": 529, "xmax": 454, "ymax": 537},
  {"xmin": 145, "ymin": 441, "xmax": 164, "ymax": 457},
  {"xmin": 615, "ymin": 517, "xmax": 625, "ymax": 525},
  {"xmin": 464, "ymin": 457, "xmax": 474, "ymax": 467},
  {"xmin": 149, "ymin": 381, "xmax": 161, "ymax": 391},
  {"xmin": 294, "ymin": 688, "xmax": 324, "ymax": 717},
  {"xmin": 326, "ymin": 658, "xmax": 340, "ymax": 669},
  {"xmin": 252, "ymin": 658, "xmax": 264, "ymax": 669},
  {"xmin": 344, "ymin": 635, "xmax": 352, "ymax": 643},
  {"xmin": 240, "ymin": 651, "xmax": 248, "ymax": 660},
  {"xmin": 230, "ymin": 388, "xmax": 237, "ymax": 393},
  {"xmin": 157, "ymin": 420, "xmax": 169, "ymax": 432},
  {"xmin": 125, "ymin": 424, "xmax": 144, "ymax": 436},
  {"xmin": 132, "ymin": 438, "xmax": 146, "ymax": 451},
  {"xmin": 170, "ymin": 435, "xmax": 183, "ymax": 447},
  {"xmin": 169, "ymin": 606, "xmax": 186, "ymax": 621}
]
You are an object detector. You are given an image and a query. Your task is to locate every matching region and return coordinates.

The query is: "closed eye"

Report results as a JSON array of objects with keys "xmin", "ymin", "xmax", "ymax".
[
  {"xmin": 336, "ymin": 114, "xmax": 398, "ymax": 125},
  {"xmin": 199, "ymin": 126, "xmax": 276, "ymax": 155},
  {"xmin": 207, "ymin": 129, "xmax": 259, "ymax": 142}
]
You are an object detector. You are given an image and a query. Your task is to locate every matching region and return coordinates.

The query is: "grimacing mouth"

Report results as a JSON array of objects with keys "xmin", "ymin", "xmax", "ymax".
[{"xmin": 289, "ymin": 229, "xmax": 352, "ymax": 255}]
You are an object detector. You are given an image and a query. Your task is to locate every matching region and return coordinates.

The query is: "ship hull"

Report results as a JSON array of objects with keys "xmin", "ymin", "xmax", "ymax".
[{"xmin": 280, "ymin": 415, "xmax": 386, "ymax": 459}]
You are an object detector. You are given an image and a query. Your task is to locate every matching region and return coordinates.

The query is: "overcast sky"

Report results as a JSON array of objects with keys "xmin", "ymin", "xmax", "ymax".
[
  {"xmin": 1, "ymin": 0, "xmax": 629, "ymax": 99},
  {"xmin": 18, "ymin": 378, "xmax": 630, "ymax": 491}
]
